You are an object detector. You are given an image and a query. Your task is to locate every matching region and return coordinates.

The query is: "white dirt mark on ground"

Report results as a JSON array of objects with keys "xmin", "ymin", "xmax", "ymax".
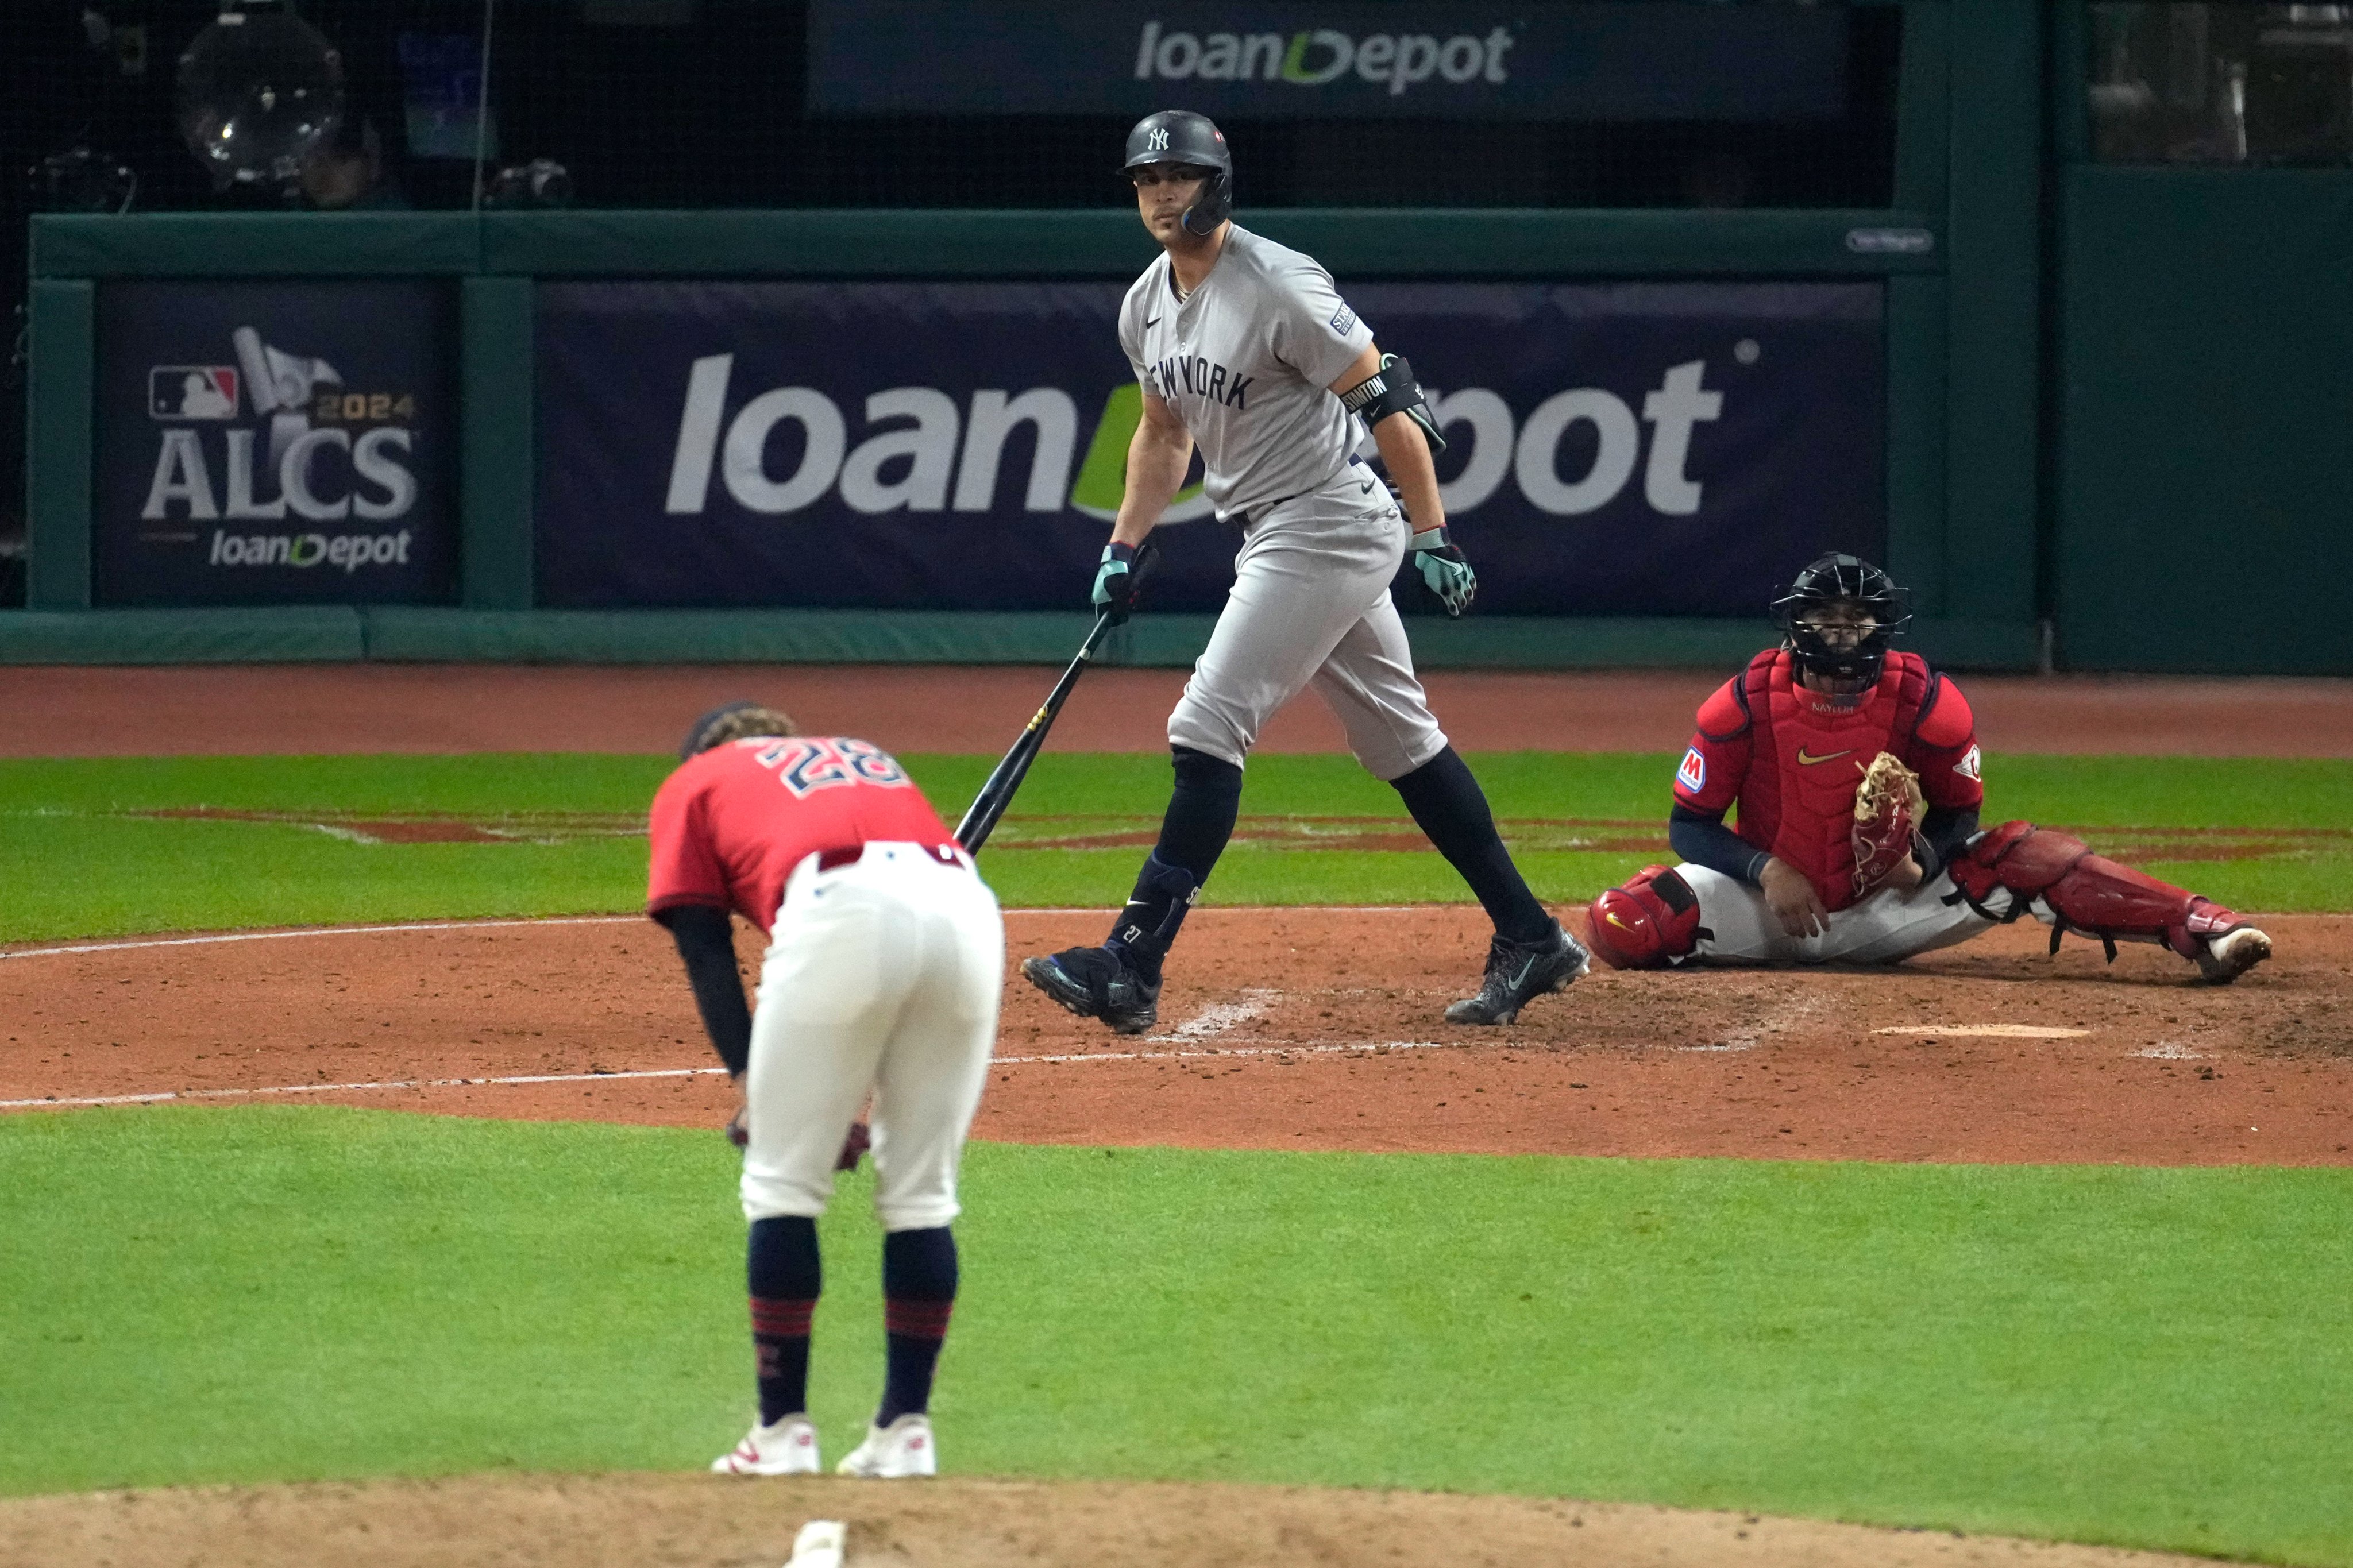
[
  {"xmin": 1870, "ymin": 1024, "xmax": 2093, "ymax": 1040},
  {"xmin": 1150, "ymin": 988, "xmax": 1283, "ymax": 1042}
]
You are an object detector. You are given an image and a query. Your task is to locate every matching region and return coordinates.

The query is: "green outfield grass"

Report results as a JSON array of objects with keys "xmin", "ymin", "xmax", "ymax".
[
  {"xmin": 1, "ymin": 752, "xmax": 2345, "ymax": 943},
  {"xmin": 3, "ymin": 1107, "xmax": 2350, "ymax": 1565}
]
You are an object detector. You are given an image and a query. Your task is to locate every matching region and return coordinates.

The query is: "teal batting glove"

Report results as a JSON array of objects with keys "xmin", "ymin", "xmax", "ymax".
[
  {"xmin": 1411, "ymin": 526, "xmax": 1476, "ymax": 617},
  {"xmin": 1092, "ymin": 541, "xmax": 1138, "ymax": 625}
]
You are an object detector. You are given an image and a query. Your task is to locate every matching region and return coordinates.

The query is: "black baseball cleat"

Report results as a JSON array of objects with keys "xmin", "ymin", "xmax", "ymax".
[
  {"xmin": 1444, "ymin": 919, "xmax": 1589, "ymax": 1026},
  {"xmin": 1021, "ymin": 944, "xmax": 1162, "ymax": 1034}
]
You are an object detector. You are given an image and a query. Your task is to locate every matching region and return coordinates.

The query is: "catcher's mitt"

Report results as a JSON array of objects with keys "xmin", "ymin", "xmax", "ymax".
[{"xmin": 1850, "ymin": 750, "xmax": 1924, "ymax": 898}]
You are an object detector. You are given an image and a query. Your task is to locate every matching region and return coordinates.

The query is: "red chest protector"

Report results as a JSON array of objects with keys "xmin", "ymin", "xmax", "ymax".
[{"xmin": 1736, "ymin": 648, "xmax": 1933, "ymax": 912}]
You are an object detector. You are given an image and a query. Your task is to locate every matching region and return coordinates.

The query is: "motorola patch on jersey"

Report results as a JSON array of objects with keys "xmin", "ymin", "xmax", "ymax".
[{"xmin": 1676, "ymin": 747, "xmax": 1706, "ymax": 793}]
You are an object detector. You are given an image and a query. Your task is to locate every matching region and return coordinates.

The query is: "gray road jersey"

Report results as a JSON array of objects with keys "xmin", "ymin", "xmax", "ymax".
[{"xmin": 1118, "ymin": 225, "xmax": 1375, "ymax": 520}]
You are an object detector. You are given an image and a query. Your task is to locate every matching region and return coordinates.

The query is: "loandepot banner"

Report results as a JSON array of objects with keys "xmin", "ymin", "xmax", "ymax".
[
  {"xmin": 94, "ymin": 280, "xmax": 457, "ymax": 607},
  {"xmin": 533, "ymin": 280, "xmax": 1883, "ymax": 616},
  {"xmin": 807, "ymin": 1, "xmax": 1847, "ymax": 121}
]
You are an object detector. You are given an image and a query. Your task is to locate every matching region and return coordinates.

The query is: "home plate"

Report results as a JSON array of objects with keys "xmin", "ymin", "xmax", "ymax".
[{"xmin": 1871, "ymin": 1024, "xmax": 2091, "ymax": 1039}]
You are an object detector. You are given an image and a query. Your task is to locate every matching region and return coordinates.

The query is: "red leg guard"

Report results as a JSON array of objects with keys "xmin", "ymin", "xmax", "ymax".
[
  {"xmin": 1586, "ymin": 865, "xmax": 1703, "ymax": 970},
  {"xmin": 1949, "ymin": 820, "xmax": 2255, "ymax": 968}
]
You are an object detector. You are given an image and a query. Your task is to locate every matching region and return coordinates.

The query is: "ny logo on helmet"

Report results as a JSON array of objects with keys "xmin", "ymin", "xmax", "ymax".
[{"xmin": 1147, "ymin": 128, "xmax": 1170, "ymax": 152}]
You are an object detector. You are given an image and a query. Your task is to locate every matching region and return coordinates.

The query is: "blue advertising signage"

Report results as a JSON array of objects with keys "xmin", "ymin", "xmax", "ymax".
[
  {"xmin": 808, "ymin": 2, "xmax": 1848, "ymax": 121},
  {"xmin": 93, "ymin": 280, "xmax": 457, "ymax": 607},
  {"xmin": 534, "ymin": 277, "xmax": 1883, "ymax": 617}
]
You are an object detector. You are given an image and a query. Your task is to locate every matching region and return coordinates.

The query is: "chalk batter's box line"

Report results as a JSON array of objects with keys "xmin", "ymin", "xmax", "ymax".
[
  {"xmin": 0, "ymin": 907, "xmax": 1437, "ymax": 962},
  {"xmin": 1, "ymin": 1040, "xmax": 1474, "ymax": 1111},
  {"xmin": 0, "ymin": 916, "xmax": 645, "ymax": 960}
]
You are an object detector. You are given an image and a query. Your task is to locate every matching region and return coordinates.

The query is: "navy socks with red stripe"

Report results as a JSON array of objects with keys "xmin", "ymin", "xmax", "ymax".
[
  {"xmin": 747, "ymin": 1215, "xmax": 820, "ymax": 1424},
  {"xmin": 1392, "ymin": 747, "xmax": 1553, "ymax": 944},
  {"xmin": 877, "ymin": 1225, "xmax": 958, "ymax": 1426}
]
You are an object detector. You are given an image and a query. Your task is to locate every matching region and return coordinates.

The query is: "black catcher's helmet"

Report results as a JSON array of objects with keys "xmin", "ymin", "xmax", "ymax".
[
  {"xmin": 1123, "ymin": 110, "xmax": 1232, "ymax": 237},
  {"xmin": 1770, "ymin": 553, "xmax": 1912, "ymax": 685}
]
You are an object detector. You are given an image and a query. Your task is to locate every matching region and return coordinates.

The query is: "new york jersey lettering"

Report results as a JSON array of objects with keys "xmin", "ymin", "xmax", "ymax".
[{"xmin": 1153, "ymin": 353, "xmax": 1252, "ymax": 410}]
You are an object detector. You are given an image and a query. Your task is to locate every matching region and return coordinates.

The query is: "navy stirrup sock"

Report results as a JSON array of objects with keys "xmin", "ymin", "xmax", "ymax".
[
  {"xmin": 1392, "ymin": 746, "xmax": 1553, "ymax": 944},
  {"xmin": 747, "ymin": 1215, "xmax": 820, "ymax": 1424},
  {"xmin": 1106, "ymin": 746, "xmax": 1241, "ymax": 979},
  {"xmin": 878, "ymin": 1226, "xmax": 959, "ymax": 1426}
]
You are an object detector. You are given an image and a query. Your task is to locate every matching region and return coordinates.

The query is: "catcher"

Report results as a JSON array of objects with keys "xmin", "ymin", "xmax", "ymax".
[{"xmin": 1583, "ymin": 553, "xmax": 2273, "ymax": 981}]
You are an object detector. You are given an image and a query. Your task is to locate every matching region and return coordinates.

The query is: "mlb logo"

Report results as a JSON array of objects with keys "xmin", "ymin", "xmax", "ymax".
[
  {"xmin": 1676, "ymin": 746, "xmax": 1707, "ymax": 793},
  {"xmin": 151, "ymin": 366, "xmax": 241, "ymax": 420}
]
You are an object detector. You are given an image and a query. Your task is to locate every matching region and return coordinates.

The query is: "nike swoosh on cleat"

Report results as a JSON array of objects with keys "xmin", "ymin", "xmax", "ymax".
[
  {"xmin": 1796, "ymin": 747, "xmax": 1854, "ymax": 766},
  {"xmin": 1508, "ymin": 957, "xmax": 1537, "ymax": 989}
]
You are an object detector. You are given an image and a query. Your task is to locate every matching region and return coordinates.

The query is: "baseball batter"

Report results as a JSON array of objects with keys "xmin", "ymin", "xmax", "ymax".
[
  {"xmin": 648, "ymin": 701, "xmax": 1003, "ymax": 1480},
  {"xmin": 1023, "ymin": 109, "xmax": 1584, "ymax": 1033},
  {"xmin": 1583, "ymin": 554, "xmax": 2274, "ymax": 980}
]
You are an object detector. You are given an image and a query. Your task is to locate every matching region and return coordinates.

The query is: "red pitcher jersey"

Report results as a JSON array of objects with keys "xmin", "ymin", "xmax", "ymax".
[
  {"xmin": 647, "ymin": 736, "xmax": 953, "ymax": 934},
  {"xmin": 1671, "ymin": 649, "xmax": 1984, "ymax": 911}
]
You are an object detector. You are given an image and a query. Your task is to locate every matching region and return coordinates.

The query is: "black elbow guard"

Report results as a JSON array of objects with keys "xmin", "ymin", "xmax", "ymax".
[{"xmin": 1340, "ymin": 353, "xmax": 1445, "ymax": 454}]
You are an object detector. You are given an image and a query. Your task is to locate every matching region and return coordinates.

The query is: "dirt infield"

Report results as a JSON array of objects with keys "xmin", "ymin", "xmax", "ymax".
[
  {"xmin": 7, "ymin": 909, "xmax": 2346, "ymax": 1165},
  {"xmin": 5, "ymin": 907, "xmax": 2343, "ymax": 1566},
  {"xmin": 5, "ymin": 662, "xmax": 2350, "ymax": 756},
  {"xmin": 0, "ymin": 1472, "xmax": 2264, "ymax": 1568}
]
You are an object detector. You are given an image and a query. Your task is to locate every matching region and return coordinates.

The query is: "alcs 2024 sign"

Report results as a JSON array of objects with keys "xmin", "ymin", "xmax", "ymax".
[{"xmin": 94, "ymin": 280, "xmax": 457, "ymax": 607}]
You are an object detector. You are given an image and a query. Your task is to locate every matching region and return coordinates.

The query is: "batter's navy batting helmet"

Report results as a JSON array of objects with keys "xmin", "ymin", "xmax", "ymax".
[
  {"xmin": 1123, "ymin": 110, "xmax": 1232, "ymax": 237},
  {"xmin": 1770, "ymin": 553, "xmax": 1912, "ymax": 686}
]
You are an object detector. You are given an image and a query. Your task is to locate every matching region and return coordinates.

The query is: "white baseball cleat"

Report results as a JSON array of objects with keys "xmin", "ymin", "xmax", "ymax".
[
  {"xmin": 711, "ymin": 1413, "xmax": 819, "ymax": 1475},
  {"xmin": 2198, "ymin": 925, "xmax": 2273, "ymax": 984},
  {"xmin": 835, "ymin": 1413, "xmax": 937, "ymax": 1478}
]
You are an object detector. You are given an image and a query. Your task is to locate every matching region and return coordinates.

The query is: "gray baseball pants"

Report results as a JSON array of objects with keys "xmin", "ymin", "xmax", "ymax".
[{"xmin": 1167, "ymin": 466, "xmax": 1448, "ymax": 781}]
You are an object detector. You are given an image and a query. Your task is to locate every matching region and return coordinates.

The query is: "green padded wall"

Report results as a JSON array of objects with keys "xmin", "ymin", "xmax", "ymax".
[{"xmin": 2055, "ymin": 168, "xmax": 2353, "ymax": 674}]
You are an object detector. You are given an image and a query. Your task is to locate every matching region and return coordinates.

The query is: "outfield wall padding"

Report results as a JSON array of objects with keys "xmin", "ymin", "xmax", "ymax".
[{"xmin": 0, "ymin": 607, "xmax": 2036, "ymax": 670}]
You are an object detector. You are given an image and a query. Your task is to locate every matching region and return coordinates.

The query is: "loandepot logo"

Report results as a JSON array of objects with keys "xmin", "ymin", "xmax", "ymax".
[
  {"xmin": 664, "ymin": 355, "xmax": 1725, "ymax": 522},
  {"xmin": 206, "ymin": 528, "xmax": 415, "ymax": 573},
  {"xmin": 1133, "ymin": 20, "xmax": 1518, "ymax": 95},
  {"xmin": 666, "ymin": 354, "xmax": 1216, "ymax": 524}
]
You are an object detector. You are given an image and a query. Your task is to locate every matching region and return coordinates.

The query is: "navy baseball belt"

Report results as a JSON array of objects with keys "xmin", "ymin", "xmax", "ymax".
[
  {"xmin": 1220, "ymin": 454, "xmax": 1364, "ymax": 531},
  {"xmin": 813, "ymin": 841, "xmax": 970, "ymax": 874}
]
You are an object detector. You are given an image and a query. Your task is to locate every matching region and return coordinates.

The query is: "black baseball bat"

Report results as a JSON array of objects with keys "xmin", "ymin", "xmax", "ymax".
[{"xmin": 955, "ymin": 542, "xmax": 1159, "ymax": 855}]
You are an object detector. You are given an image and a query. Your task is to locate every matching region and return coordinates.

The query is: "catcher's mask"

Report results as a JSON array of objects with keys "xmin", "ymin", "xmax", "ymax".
[
  {"xmin": 680, "ymin": 700, "xmax": 798, "ymax": 760},
  {"xmin": 1123, "ymin": 109, "xmax": 1232, "ymax": 237},
  {"xmin": 1770, "ymin": 553, "xmax": 1911, "ymax": 686}
]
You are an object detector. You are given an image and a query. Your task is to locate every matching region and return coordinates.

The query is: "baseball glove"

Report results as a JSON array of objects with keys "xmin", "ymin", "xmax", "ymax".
[{"xmin": 1850, "ymin": 750, "xmax": 1924, "ymax": 898}]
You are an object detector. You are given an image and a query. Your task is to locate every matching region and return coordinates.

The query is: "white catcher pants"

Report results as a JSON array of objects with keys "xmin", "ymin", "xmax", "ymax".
[
  {"xmin": 1168, "ymin": 464, "xmax": 1449, "ymax": 781},
  {"xmin": 1676, "ymin": 863, "xmax": 2020, "ymax": 965},
  {"xmin": 740, "ymin": 843, "xmax": 1002, "ymax": 1231}
]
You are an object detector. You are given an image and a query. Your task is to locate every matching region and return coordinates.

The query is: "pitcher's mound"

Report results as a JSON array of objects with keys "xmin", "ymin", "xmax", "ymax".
[{"xmin": 0, "ymin": 1472, "xmax": 2257, "ymax": 1568}]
